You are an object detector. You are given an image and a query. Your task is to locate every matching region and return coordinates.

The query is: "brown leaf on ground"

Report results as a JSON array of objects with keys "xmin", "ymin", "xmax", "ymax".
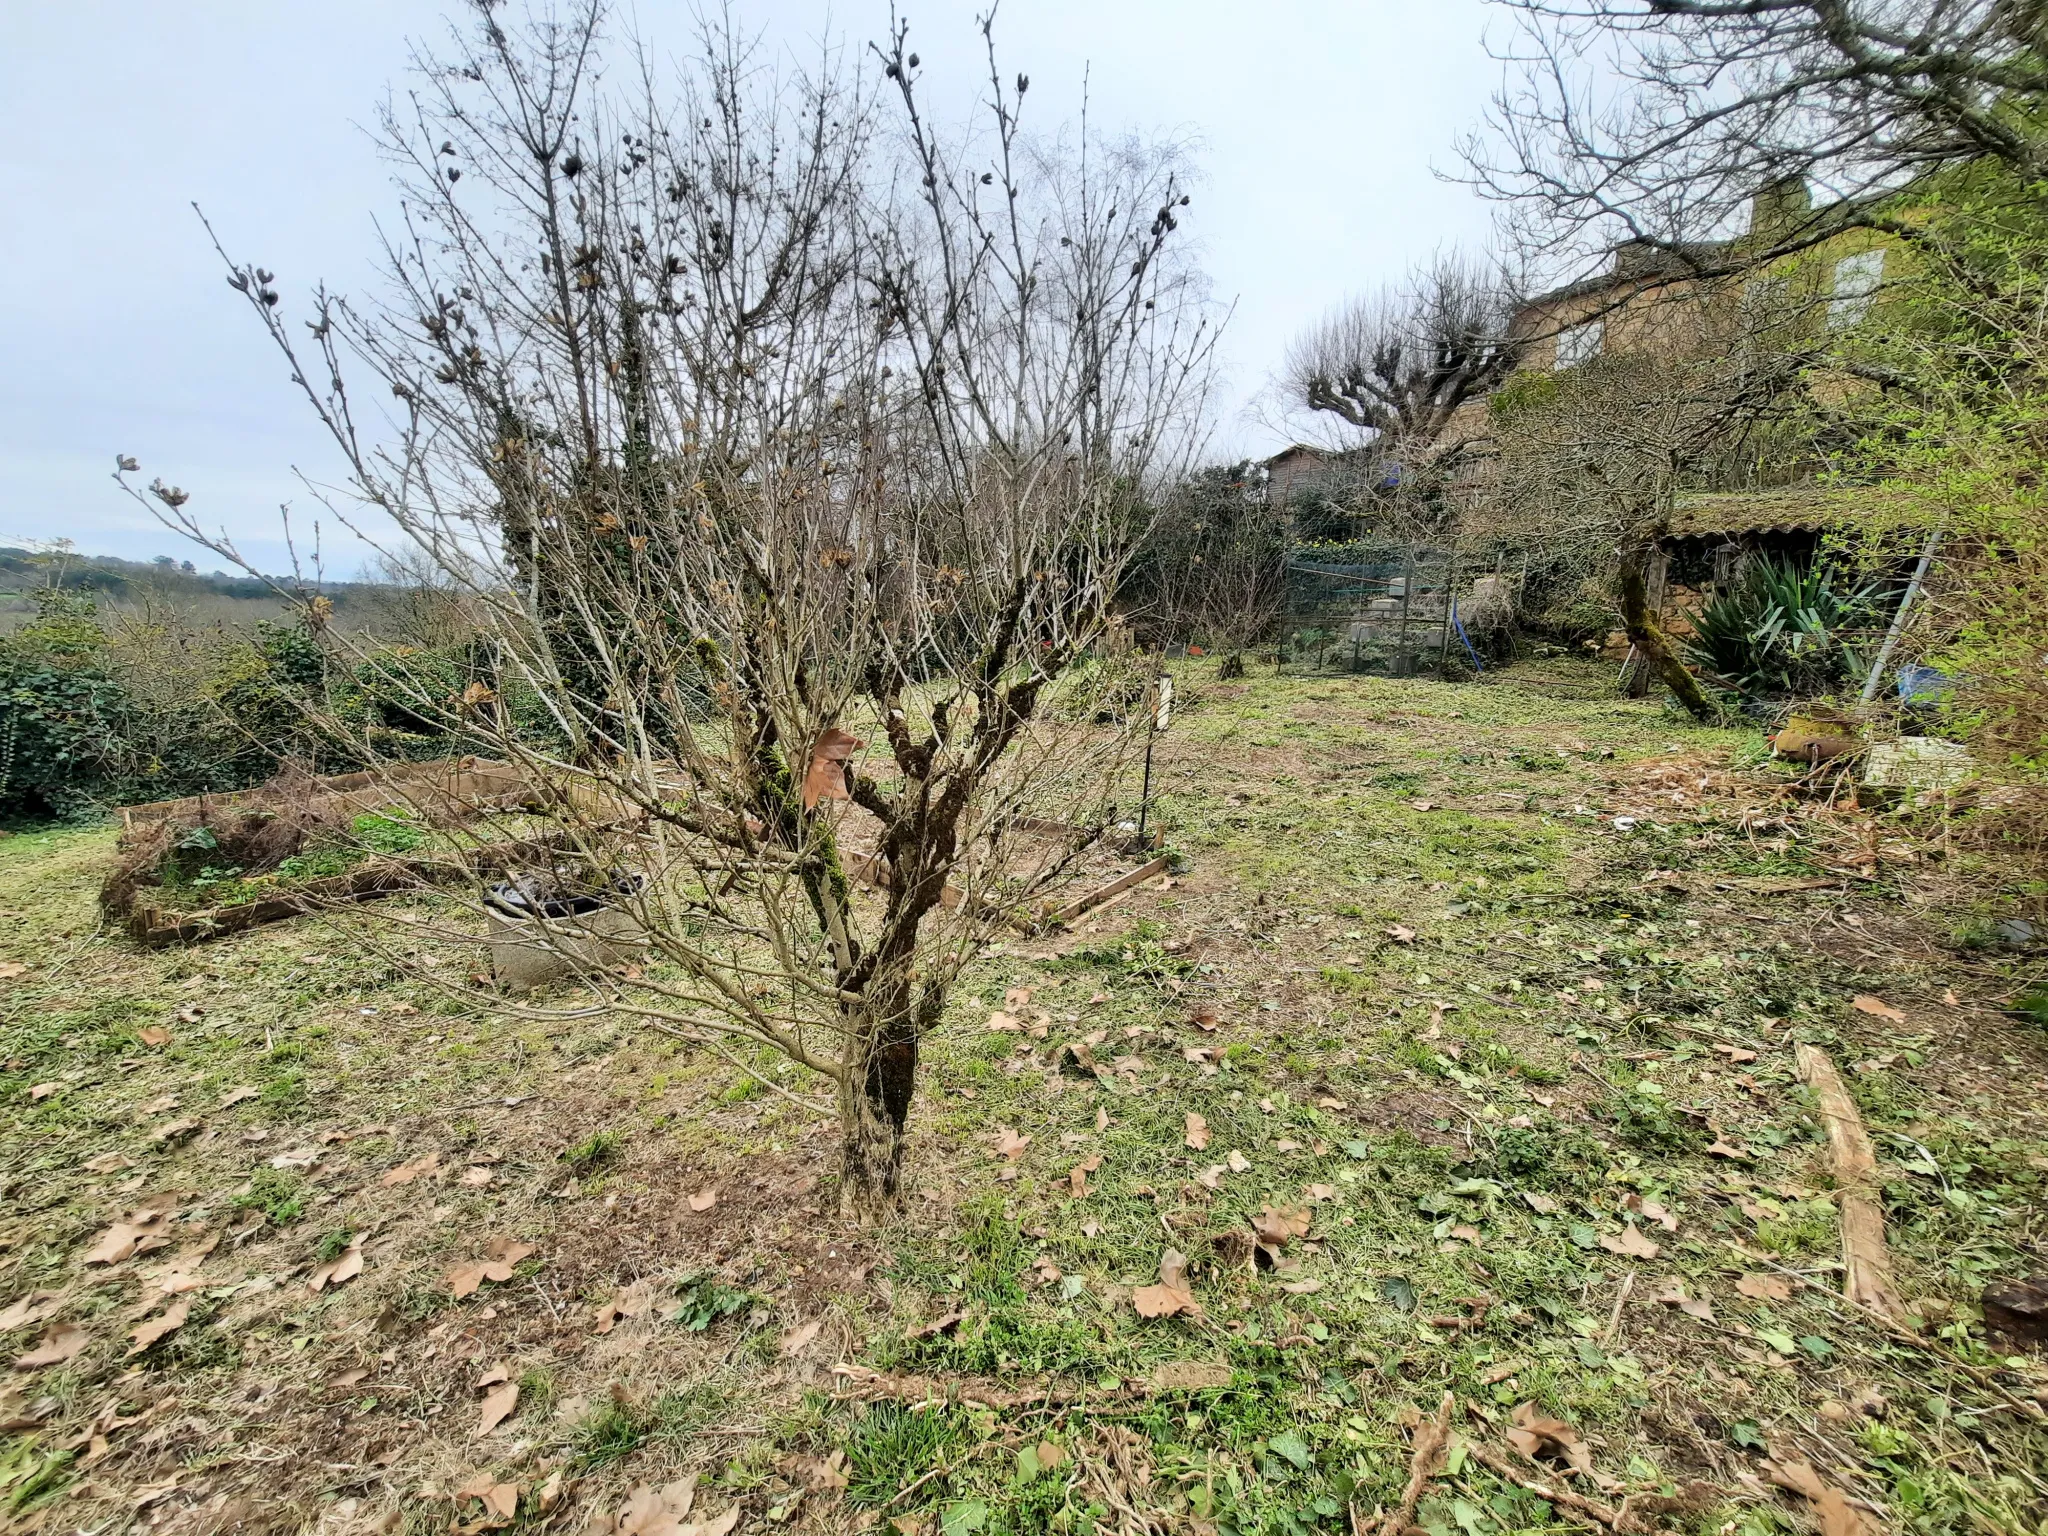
[
  {"xmin": 984, "ymin": 1010, "xmax": 1023, "ymax": 1033},
  {"xmin": 1005, "ymin": 986, "xmax": 1035, "ymax": 1008},
  {"xmin": 126, "ymin": 1301, "xmax": 190, "ymax": 1357},
  {"xmin": 1651, "ymin": 1278, "xmax": 1714, "ymax": 1321},
  {"xmin": 1706, "ymin": 1138, "xmax": 1749, "ymax": 1159},
  {"xmin": 994, "ymin": 1127, "xmax": 1031, "ymax": 1162},
  {"xmin": 1599, "ymin": 1225, "xmax": 1660, "ymax": 1260},
  {"xmin": 217, "ymin": 1086, "xmax": 258, "ymax": 1110},
  {"xmin": 1851, "ymin": 994, "xmax": 1906, "ymax": 1023},
  {"xmin": 13, "ymin": 1322, "xmax": 89, "ymax": 1369},
  {"xmin": 1736, "ymin": 1273, "xmax": 1794, "ymax": 1301},
  {"xmin": 1251, "ymin": 1204, "xmax": 1312, "ymax": 1247},
  {"xmin": 138, "ymin": 1027, "xmax": 172, "ymax": 1047},
  {"xmin": 687, "ymin": 1188, "xmax": 718, "ymax": 1213},
  {"xmin": 1505, "ymin": 1401, "xmax": 1595, "ymax": 1477},
  {"xmin": 1226, "ymin": 1149, "xmax": 1251, "ymax": 1173},
  {"xmin": 779, "ymin": 1318, "xmax": 824, "ymax": 1357},
  {"xmin": 1766, "ymin": 1460, "xmax": 1874, "ymax": 1536},
  {"xmin": 0, "ymin": 1292, "xmax": 60, "ymax": 1332},
  {"xmin": 447, "ymin": 1239, "xmax": 536, "ymax": 1298},
  {"xmin": 462, "ymin": 1166, "xmax": 495, "ymax": 1188},
  {"xmin": 150, "ymin": 1117, "xmax": 200, "ymax": 1143},
  {"xmin": 1387, "ymin": 924, "xmax": 1417, "ymax": 943},
  {"xmin": 84, "ymin": 1213, "xmax": 171, "ymax": 1267},
  {"xmin": 1714, "ymin": 1044, "xmax": 1759, "ymax": 1064},
  {"xmin": 381, "ymin": 1151, "xmax": 441, "ymax": 1187},
  {"xmin": 1189, "ymin": 1004, "xmax": 1219, "ymax": 1031},
  {"xmin": 1069, "ymin": 1156, "xmax": 1103, "ymax": 1197},
  {"xmin": 454, "ymin": 1475, "xmax": 521, "ymax": 1522},
  {"xmin": 1132, "ymin": 1249, "xmax": 1201, "ymax": 1320},
  {"xmin": 594, "ymin": 1280, "xmax": 655, "ymax": 1335},
  {"xmin": 1184, "ymin": 1112, "xmax": 1210, "ymax": 1151},
  {"xmin": 0, "ymin": 962, "xmax": 26, "ymax": 980},
  {"xmin": 1521, "ymin": 1191, "xmax": 1559, "ymax": 1214},
  {"xmin": 801, "ymin": 727, "xmax": 864, "ymax": 810},
  {"xmin": 477, "ymin": 1379, "xmax": 519, "ymax": 1436},
  {"xmin": 308, "ymin": 1240, "xmax": 364, "ymax": 1293},
  {"xmin": 28, "ymin": 1082, "xmax": 60, "ymax": 1101}
]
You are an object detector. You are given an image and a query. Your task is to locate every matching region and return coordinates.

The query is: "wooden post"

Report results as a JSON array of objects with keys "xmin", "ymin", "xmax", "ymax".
[{"xmin": 1395, "ymin": 544, "xmax": 1417, "ymax": 676}]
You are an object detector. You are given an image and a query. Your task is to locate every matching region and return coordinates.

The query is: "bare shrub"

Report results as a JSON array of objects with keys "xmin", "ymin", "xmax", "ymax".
[{"xmin": 130, "ymin": 2, "xmax": 1216, "ymax": 1217}]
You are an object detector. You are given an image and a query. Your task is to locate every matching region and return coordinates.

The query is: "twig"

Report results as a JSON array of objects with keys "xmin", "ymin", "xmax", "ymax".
[
  {"xmin": 1462, "ymin": 1444, "xmax": 1641, "ymax": 1533},
  {"xmin": 1377, "ymin": 1391, "xmax": 1454, "ymax": 1536},
  {"xmin": 1603, "ymin": 1271, "xmax": 1634, "ymax": 1344}
]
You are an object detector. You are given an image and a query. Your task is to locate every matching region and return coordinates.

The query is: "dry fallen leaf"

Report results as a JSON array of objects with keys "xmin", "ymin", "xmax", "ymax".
[
  {"xmin": 28, "ymin": 1082, "xmax": 60, "ymax": 1102},
  {"xmin": 1005, "ymin": 986, "xmax": 1035, "ymax": 1008},
  {"xmin": 1766, "ymin": 1459, "xmax": 1874, "ymax": 1536},
  {"xmin": 779, "ymin": 1318, "xmax": 824, "ymax": 1357},
  {"xmin": 1851, "ymin": 994, "xmax": 1906, "ymax": 1024},
  {"xmin": 687, "ymin": 1188, "xmax": 718, "ymax": 1213},
  {"xmin": 126, "ymin": 1301, "xmax": 190, "ymax": 1358},
  {"xmin": 1183, "ymin": 1113, "xmax": 1210, "ymax": 1151},
  {"xmin": 1069, "ymin": 1156, "xmax": 1103, "ymax": 1198},
  {"xmin": 1132, "ymin": 1248, "xmax": 1201, "ymax": 1320},
  {"xmin": 1386, "ymin": 924, "xmax": 1417, "ymax": 943},
  {"xmin": 381, "ymin": 1151, "xmax": 441, "ymax": 1188},
  {"xmin": 1521, "ymin": 1191, "xmax": 1559, "ymax": 1215},
  {"xmin": 1505, "ymin": 1401, "xmax": 1594, "ymax": 1477},
  {"xmin": 138, "ymin": 1027, "xmax": 172, "ymax": 1048},
  {"xmin": 1226, "ymin": 1149, "xmax": 1251, "ymax": 1174},
  {"xmin": 455, "ymin": 1474, "xmax": 522, "ymax": 1522},
  {"xmin": 1251, "ymin": 1204, "xmax": 1312, "ymax": 1247},
  {"xmin": 84, "ymin": 1213, "xmax": 171, "ymax": 1267},
  {"xmin": 0, "ymin": 961, "xmax": 26, "ymax": 980},
  {"xmin": 994, "ymin": 1127, "xmax": 1032, "ymax": 1162},
  {"xmin": 1650, "ymin": 1278, "xmax": 1714, "ymax": 1321},
  {"xmin": 462, "ymin": 1166, "xmax": 495, "ymax": 1188},
  {"xmin": 308, "ymin": 1240, "xmax": 364, "ymax": 1293},
  {"xmin": 1599, "ymin": 1225, "xmax": 1661, "ymax": 1260},
  {"xmin": 477, "ymin": 1378, "xmax": 520, "ymax": 1436},
  {"xmin": 801, "ymin": 726, "xmax": 864, "ymax": 810},
  {"xmin": 447, "ymin": 1238, "xmax": 537, "ymax": 1299},
  {"xmin": 14, "ymin": 1322, "xmax": 89, "ymax": 1369},
  {"xmin": 217, "ymin": 1086, "xmax": 258, "ymax": 1110},
  {"xmin": 0, "ymin": 1292, "xmax": 59, "ymax": 1332},
  {"xmin": 1736, "ymin": 1272, "xmax": 1794, "ymax": 1302}
]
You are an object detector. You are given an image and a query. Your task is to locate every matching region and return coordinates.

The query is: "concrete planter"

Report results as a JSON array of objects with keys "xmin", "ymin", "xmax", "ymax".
[{"xmin": 486, "ymin": 876, "xmax": 646, "ymax": 991}]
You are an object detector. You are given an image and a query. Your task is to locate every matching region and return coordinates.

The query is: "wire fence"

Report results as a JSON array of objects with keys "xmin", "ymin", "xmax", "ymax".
[{"xmin": 1276, "ymin": 542, "xmax": 1471, "ymax": 678}]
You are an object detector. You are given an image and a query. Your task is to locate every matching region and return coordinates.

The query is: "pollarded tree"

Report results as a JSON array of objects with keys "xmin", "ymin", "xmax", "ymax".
[
  {"xmin": 132, "ymin": 0, "xmax": 1216, "ymax": 1219},
  {"xmin": 1279, "ymin": 255, "xmax": 1523, "ymax": 535}
]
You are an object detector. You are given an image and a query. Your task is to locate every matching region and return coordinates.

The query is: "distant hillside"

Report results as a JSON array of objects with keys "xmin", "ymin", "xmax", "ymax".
[{"xmin": 0, "ymin": 547, "xmax": 398, "ymax": 632}]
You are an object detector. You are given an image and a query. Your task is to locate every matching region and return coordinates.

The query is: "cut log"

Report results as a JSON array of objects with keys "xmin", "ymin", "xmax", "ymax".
[{"xmin": 1796, "ymin": 1043, "xmax": 1908, "ymax": 1325}]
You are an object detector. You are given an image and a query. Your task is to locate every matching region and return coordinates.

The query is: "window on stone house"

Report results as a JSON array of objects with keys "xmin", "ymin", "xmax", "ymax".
[
  {"xmin": 1554, "ymin": 318, "xmax": 1604, "ymax": 370},
  {"xmin": 1828, "ymin": 249, "xmax": 1885, "ymax": 329}
]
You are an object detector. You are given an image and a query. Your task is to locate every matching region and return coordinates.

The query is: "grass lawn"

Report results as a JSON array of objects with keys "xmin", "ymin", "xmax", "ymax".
[{"xmin": 2, "ymin": 660, "xmax": 2044, "ymax": 1536}]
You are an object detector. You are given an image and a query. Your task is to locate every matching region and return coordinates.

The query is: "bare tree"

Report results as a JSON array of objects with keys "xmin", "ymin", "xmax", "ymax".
[
  {"xmin": 1463, "ymin": 0, "xmax": 2048, "ymax": 278},
  {"xmin": 1477, "ymin": 294, "xmax": 1812, "ymax": 718},
  {"xmin": 1278, "ymin": 255, "xmax": 1522, "ymax": 535},
  {"xmin": 127, "ymin": 1, "xmax": 1215, "ymax": 1218}
]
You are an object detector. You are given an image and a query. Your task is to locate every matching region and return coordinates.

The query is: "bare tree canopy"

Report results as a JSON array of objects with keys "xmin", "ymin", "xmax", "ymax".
[
  {"xmin": 1281, "ymin": 255, "xmax": 1521, "ymax": 456},
  {"xmin": 128, "ymin": 0, "xmax": 1218, "ymax": 1217},
  {"xmin": 1463, "ymin": 0, "xmax": 2048, "ymax": 273}
]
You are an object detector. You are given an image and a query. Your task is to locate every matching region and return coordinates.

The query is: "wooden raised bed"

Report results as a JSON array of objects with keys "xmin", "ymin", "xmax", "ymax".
[{"xmin": 109, "ymin": 758, "xmax": 550, "ymax": 947}]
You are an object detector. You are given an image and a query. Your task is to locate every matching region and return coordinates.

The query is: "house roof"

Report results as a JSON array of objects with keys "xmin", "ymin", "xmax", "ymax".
[{"xmin": 1666, "ymin": 486, "xmax": 1927, "ymax": 538}]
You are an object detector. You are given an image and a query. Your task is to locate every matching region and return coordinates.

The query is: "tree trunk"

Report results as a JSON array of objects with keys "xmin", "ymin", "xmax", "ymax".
[
  {"xmin": 1617, "ymin": 542, "xmax": 1718, "ymax": 721},
  {"xmin": 1217, "ymin": 651, "xmax": 1246, "ymax": 680},
  {"xmin": 838, "ymin": 1001, "xmax": 919, "ymax": 1222}
]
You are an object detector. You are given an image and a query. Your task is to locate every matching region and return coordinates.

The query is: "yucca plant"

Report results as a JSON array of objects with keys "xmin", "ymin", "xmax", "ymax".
[{"xmin": 1684, "ymin": 555, "xmax": 1881, "ymax": 700}]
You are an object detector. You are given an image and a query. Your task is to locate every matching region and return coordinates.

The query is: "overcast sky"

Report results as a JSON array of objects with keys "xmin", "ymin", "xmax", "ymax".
[{"xmin": 1, "ymin": 1, "xmax": 1509, "ymax": 575}]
